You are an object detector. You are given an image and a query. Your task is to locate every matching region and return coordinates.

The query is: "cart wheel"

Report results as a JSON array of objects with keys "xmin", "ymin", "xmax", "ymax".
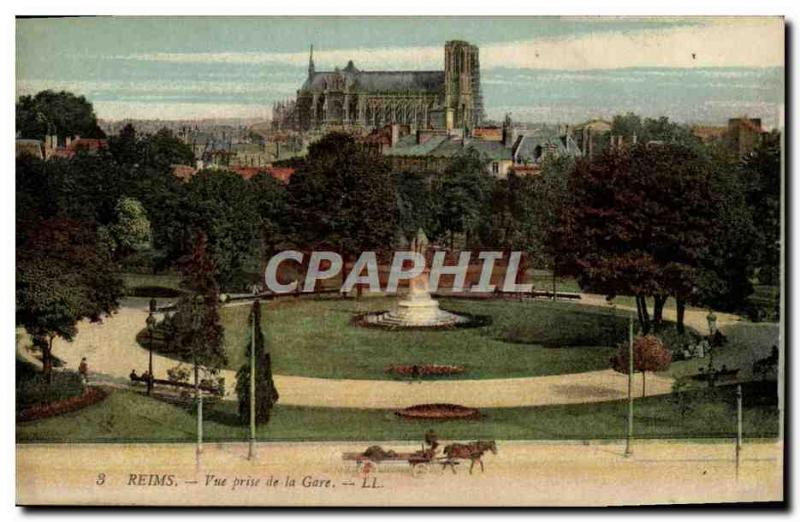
[{"xmin": 411, "ymin": 462, "xmax": 429, "ymax": 478}]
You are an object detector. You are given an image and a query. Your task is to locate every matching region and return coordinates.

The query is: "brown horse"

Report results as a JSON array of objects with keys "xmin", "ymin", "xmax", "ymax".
[{"xmin": 442, "ymin": 440, "xmax": 497, "ymax": 474}]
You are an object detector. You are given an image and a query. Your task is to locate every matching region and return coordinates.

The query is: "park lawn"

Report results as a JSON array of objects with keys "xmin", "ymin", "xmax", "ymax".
[
  {"xmin": 216, "ymin": 297, "xmax": 628, "ymax": 379},
  {"xmin": 16, "ymin": 383, "xmax": 779, "ymax": 443},
  {"xmin": 122, "ymin": 272, "xmax": 183, "ymax": 297}
]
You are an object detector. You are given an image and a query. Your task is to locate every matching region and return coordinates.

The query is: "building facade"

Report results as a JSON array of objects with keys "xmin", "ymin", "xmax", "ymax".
[{"xmin": 279, "ymin": 41, "xmax": 484, "ymax": 132}]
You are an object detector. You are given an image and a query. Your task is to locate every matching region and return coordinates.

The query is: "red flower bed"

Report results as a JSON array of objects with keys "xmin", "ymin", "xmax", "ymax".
[
  {"xmin": 385, "ymin": 364, "xmax": 466, "ymax": 377},
  {"xmin": 395, "ymin": 403, "xmax": 480, "ymax": 420},
  {"xmin": 17, "ymin": 386, "xmax": 109, "ymax": 423}
]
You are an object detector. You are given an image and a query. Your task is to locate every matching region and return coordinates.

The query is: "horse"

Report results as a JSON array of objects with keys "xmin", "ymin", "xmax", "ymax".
[{"xmin": 442, "ymin": 440, "xmax": 497, "ymax": 474}]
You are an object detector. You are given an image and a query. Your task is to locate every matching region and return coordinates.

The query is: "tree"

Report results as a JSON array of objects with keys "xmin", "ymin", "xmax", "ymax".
[
  {"xmin": 287, "ymin": 132, "xmax": 398, "ymax": 258},
  {"xmin": 236, "ymin": 300, "xmax": 279, "ymax": 425},
  {"xmin": 108, "ymin": 197, "xmax": 152, "ymax": 257},
  {"xmin": 611, "ymin": 334, "xmax": 672, "ymax": 396},
  {"xmin": 249, "ymin": 171, "xmax": 291, "ymax": 263},
  {"xmin": 169, "ymin": 232, "xmax": 226, "ymax": 385},
  {"xmin": 107, "ymin": 123, "xmax": 140, "ymax": 166},
  {"xmin": 433, "ymin": 147, "xmax": 493, "ymax": 249},
  {"xmin": 692, "ymin": 145, "xmax": 758, "ymax": 313},
  {"xmin": 139, "ymin": 128, "xmax": 195, "ymax": 169},
  {"xmin": 185, "ymin": 170, "xmax": 260, "ymax": 289},
  {"xmin": 741, "ymin": 135, "xmax": 781, "ymax": 286},
  {"xmin": 16, "ymin": 90, "xmax": 106, "ymax": 141},
  {"xmin": 395, "ymin": 170, "xmax": 438, "ymax": 241},
  {"xmin": 16, "ymin": 217, "xmax": 123, "ymax": 382},
  {"xmin": 552, "ymin": 144, "xmax": 717, "ymax": 333}
]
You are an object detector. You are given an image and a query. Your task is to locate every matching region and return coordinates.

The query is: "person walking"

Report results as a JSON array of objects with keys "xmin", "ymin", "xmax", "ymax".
[{"xmin": 78, "ymin": 357, "xmax": 89, "ymax": 385}]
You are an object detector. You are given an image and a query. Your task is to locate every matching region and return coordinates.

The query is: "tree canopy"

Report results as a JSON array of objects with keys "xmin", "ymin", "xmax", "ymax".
[{"xmin": 17, "ymin": 90, "xmax": 105, "ymax": 140}]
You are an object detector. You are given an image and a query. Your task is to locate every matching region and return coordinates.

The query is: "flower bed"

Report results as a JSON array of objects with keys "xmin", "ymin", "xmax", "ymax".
[
  {"xmin": 395, "ymin": 403, "xmax": 481, "ymax": 421},
  {"xmin": 17, "ymin": 386, "xmax": 109, "ymax": 423},
  {"xmin": 385, "ymin": 364, "xmax": 466, "ymax": 378}
]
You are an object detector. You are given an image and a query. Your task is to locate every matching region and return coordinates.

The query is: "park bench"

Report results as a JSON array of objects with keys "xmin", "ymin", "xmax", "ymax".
[{"xmin": 129, "ymin": 374, "xmax": 221, "ymax": 395}]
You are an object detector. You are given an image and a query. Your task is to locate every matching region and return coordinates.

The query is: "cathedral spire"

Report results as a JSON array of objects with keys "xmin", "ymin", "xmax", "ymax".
[{"xmin": 308, "ymin": 44, "xmax": 315, "ymax": 78}]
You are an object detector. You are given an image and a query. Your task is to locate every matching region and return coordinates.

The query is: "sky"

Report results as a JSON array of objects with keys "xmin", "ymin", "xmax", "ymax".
[{"xmin": 16, "ymin": 16, "xmax": 785, "ymax": 127}]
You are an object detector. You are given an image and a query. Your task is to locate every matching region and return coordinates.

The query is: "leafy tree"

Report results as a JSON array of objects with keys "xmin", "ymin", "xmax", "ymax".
[
  {"xmin": 433, "ymin": 147, "xmax": 493, "ymax": 249},
  {"xmin": 108, "ymin": 197, "xmax": 152, "ymax": 257},
  {"xmin": 16, "ymin": 217, "xmax": 123, "ymax": 382},
  {"xmin": 611, "ymin": 334, "xmax": 672, "ymax": 396},
  {"xmin": 107, "ymin": 123, "xmax": 140, "ymax": 165},
  {"xmin": 508, "ymin": 156, "xmax": 572, "ymax": 268},
  {"xmin": 236, "ymin": 300, "xmax": 279, "ymax": 425},
  {"xmin": 249, "ymin": 171, "xmax": 291, "ymax": 259},
  {"xmin": 287, "ymin": 132, "xmax": 398, "ymax": 258},
  {"xmin": 612, "ymin": 113, "xmax": 700, "ymax": 148},
  {"xmin": 395, "ymin": 170, "xmax": 438, "ymax": 241},
  {"xmin": 741, "ymin": 135, "xmax": 781, "ymax": 286},
  {"xmin": 692, "ymin": 145, "xmax": 758, "ymax": 312},
  {"xmin": 185, "ymin": 170, "xmax": 260, "ymax": 289},
  {"xmin": 16, "ymin": 90, "xmax": 106, "ymax": 141},
  {"xmin": 553, "ymin": 144, "xmax": 716, "ymax": 333},
  {"xmin": 169, "ymin": 232, "xmax": 227, "ymax": 386},
  {"xmin": 139, "ymin": 128, "xmax": 195, "ymax": 169}
]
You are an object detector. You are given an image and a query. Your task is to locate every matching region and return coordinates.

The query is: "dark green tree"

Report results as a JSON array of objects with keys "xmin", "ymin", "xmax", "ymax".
[
  {"xmin": 433, "ymin": 147, "xmax": 493, "ymax": 249},
  {"xmin": 395, "ymin": 170, "xmax": 438, "ymax": 241},
  {"xmin": 742, "ymin": 134, "xmax": 781, "ymax": 286},
  {"xmin": 249, "ymin": 171, "xmax": 291, "ymax": 260},
  {"xmin": 16, "ymin": 217, "xmax": 123, "ymax": 382},
  {"xmin": 170, "ymin": 231, "xmax": 226, "ymax": 381},
  {"xmin": 552, "ymin": 144, "xmax": 717, "ymax": 333},
  {"xmin": 16, "ymin": 90, "xmax": 105, "ymax": 140},
  {"xmin": 236, "ymin": 300, "xmax": 279, "ymax": 425},
  {"xmin": 287, "ymin": 132, "xmax": 398, "ymax": 257},
  {"xmin": 185, "ymin": 170, "xmax": 260, "ymax": 289}
]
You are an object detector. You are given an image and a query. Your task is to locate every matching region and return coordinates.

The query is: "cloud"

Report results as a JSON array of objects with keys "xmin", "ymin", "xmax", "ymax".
[
  {"xmin": 115, "ymin": 18, "xmax": 783, "ymax": 71},
  {"xmin": 92, "ymin": 101, "xmax": 272, "ymax": 121}
]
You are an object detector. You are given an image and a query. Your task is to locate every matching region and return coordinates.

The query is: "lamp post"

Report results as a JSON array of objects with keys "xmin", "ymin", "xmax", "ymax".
[
  {"xmin": 624, "ymin": 315, "xmax": 634, "ymax": 457},
  {"xmin": 706, "ymin": 310, "xmax": 718, "ymax": 386},
  {"xmin": 191, "ymin": 296, "xmax": 204, "ymax": 464},
  {"xmin": 146, "ymin": 299, "xmax": 157, "ymax": 396}
]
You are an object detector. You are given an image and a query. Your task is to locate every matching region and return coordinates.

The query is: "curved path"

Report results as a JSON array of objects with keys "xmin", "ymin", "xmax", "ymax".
[{"xmin": 27, "ymin": 295, "xmax": 739, "ymax": 410}]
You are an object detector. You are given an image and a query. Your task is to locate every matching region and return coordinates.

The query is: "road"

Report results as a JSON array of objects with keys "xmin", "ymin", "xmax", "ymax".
[{"xmin": 16, "ymin": 439, "xmax": 783, "ymax": 506}]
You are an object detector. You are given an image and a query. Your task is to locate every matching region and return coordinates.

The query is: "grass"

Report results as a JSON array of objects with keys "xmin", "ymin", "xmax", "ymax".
[
  {"xmin": 154, "ymin": 297, "xmax": 631, "ymax": 380},
  {"xmin": 16, "ymin": 382, "xmax": 779, "ymax": 443},
  {"xmin": 121, "ymin": 272, "xmax": 183, "ymax": 297}
]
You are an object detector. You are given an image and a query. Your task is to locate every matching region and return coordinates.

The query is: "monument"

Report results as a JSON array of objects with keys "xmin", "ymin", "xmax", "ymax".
[{"xmin": 365, "ymin": 229, "xmax": 469, "ymax": 328}]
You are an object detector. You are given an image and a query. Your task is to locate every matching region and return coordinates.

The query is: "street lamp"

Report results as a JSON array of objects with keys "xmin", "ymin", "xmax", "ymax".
[
  {"xmin": 705, "ymin": 310, "xmax": 718, "ymax": 387},
  {"xmin": 146, "ymin": 299, "xmax": 158, "ymax": 396}
]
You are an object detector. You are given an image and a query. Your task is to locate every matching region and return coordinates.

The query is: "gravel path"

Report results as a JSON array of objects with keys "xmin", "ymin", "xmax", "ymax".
[{"xmin": 26, "ymin": 295, "xmax": 739, "ymax": 409}]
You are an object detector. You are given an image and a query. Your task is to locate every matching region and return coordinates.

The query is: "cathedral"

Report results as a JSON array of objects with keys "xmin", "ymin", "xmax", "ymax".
[{"xmin": 273, "ymin": 40, "xmax": 484, "ymax": 132}]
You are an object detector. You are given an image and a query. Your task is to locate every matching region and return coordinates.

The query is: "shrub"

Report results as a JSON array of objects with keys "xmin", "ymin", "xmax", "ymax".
[{"xmin": 16, "ymin": 365, "xmax": 85, "ymax": 411}]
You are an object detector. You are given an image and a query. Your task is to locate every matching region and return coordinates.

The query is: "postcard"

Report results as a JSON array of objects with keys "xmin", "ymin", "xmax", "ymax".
[{"xmin": 15, "ymin": 15, "xmax": 785, "ymax": 507}]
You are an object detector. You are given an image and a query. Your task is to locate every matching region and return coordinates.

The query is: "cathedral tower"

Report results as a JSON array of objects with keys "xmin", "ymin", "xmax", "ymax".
[{"xmin": 444, "ymin": 40, "xmax": 483, "ymax": 130}]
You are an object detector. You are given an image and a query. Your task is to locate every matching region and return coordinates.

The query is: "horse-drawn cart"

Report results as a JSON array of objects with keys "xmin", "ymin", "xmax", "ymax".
[
  {"xmin": 341, "ymin": 437, "xmax": 496, "ymax": 477},
  {"xmin": 341, "ymin": 446, "xmax": 447, "ymax": 477}
]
